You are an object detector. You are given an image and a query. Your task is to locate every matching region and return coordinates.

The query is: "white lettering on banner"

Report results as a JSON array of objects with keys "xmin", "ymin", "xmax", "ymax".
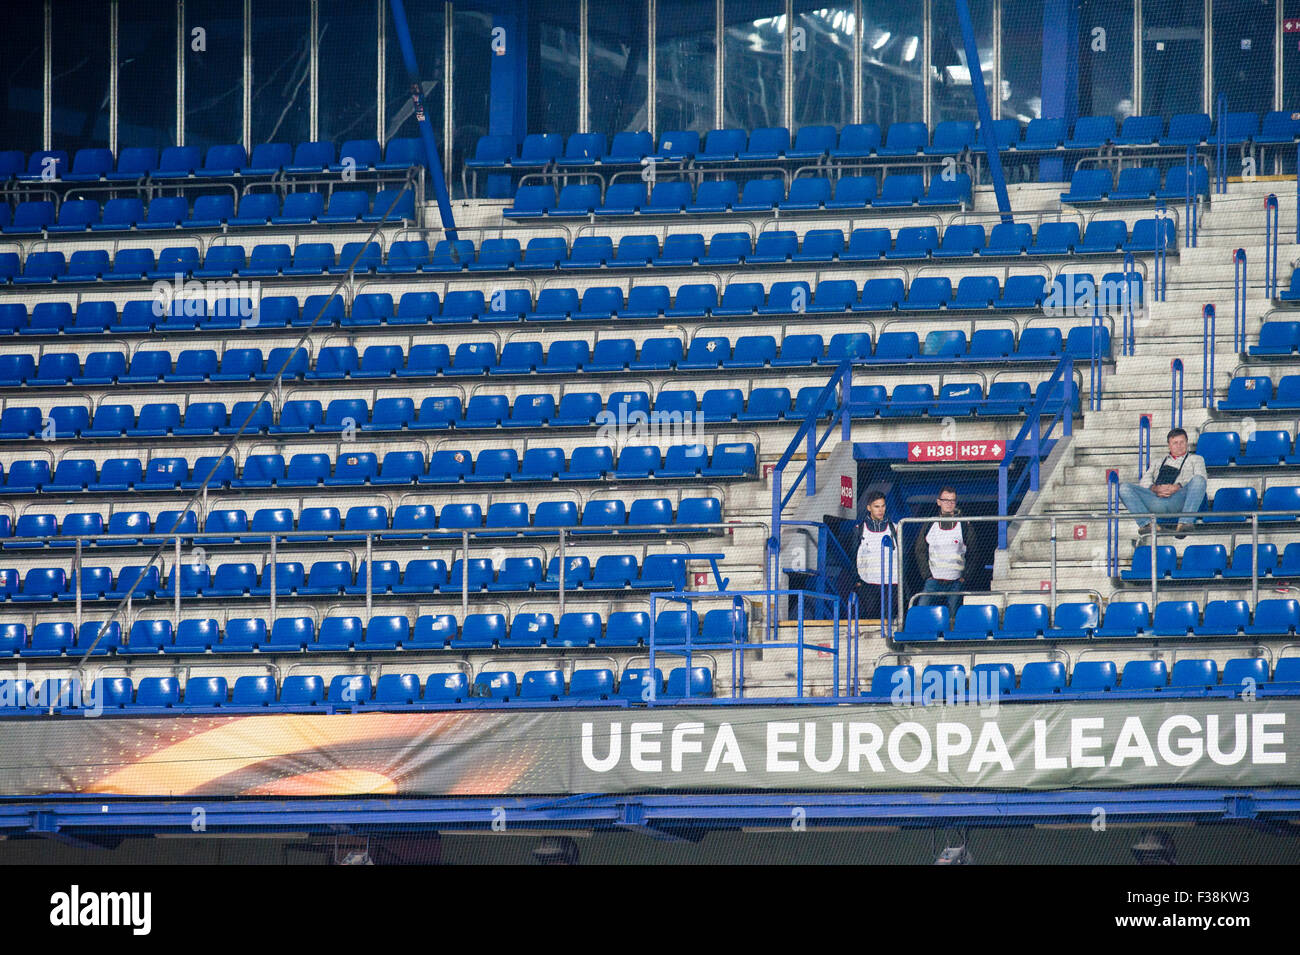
[
  {"xmin": 847, "ymin": 723, "xmax": 886, "ymax": 772},
  {"xmin": 767, "ymin": 722, "xmax": 801, "ymax": 772},
  {"xmin": 803, "ymin": 721, "xmax": 843, "ymax": 773},
  {"xmin": 888, "ymin": 722, "xmax": 932, "ymax": 773},
  {"xmin": 1070, "ymin": 717, "xmax": 1107, "ymax": 768},
  {"xmin": 49, "ymin": 886, "xmax": 151, "ymax": 936},
  {"xmin": 1034, "ymin": 719, "xmax": 1067, "ymax": 770},
  {"xmin": 1253, "ymin": 713, "xmax": 1286, "ymax": 764},
  {"xmin": 968, "ymin": 721, "xmax": 1014, "ymax": 773},
  {"xmin": 670, "ymin": 723, "xmax": 704, "ymax": 772},
  {"xmin": 1206, "ymin": 713, "xmax": 1248, "ymax": 765},
  {"xmin": 581, "ymin": 722, "xmax": 622, "ymax": 772},
  {"xmin": 704, "ymin": 723, "xmax": 746, "ymax": 772},
  {"xmin": 575, "ymin": 713, "xmax": 1287, "ymax": 776},
  {"xmin": 1157, "ymin": 714, "xmax": 1204, "ymax": 767},
  {"xmin": 1110, "ymin": 716, "xmax": 1158, "ymax": 767},
  {"xmin": 935, "ymin": 722, "xmax": 972, "ymax": 774},
  {"xmin": 629, "ymin": 722, "xmax": 663, "ymax": 772}
]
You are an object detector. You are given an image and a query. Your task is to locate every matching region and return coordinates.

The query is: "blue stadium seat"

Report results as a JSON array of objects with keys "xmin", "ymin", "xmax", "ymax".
[
  {"xmin": 899, "ymin": 605, "xmax": 948, "ymax": 642},
  {"xmin": 1045, "ymin": 602, "xmax": 1098, "ymax": 642},
  {"xmin": 827, "ymin": 175, "xmax": 876, "ymax": 209}
]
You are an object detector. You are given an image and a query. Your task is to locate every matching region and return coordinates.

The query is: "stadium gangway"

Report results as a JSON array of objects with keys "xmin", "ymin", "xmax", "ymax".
[
  {"xmin": 996, "ymin": 351, "xmax": 1076, "ymax": 548},
  {"xmin": 647, "ymin": 587, "xmax": 845, "ymax": 702},
  {"xmin": 39, "ymin": 519, "xmax": 772, "ymax": 663},
  {"xmin": 893, "ymin": 508, "xmax": 1283, "ymax": 626}
]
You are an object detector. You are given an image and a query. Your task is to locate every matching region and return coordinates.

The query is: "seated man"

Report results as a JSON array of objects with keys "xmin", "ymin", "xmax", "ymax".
[{"xmin": 1118, "ymin": 427, "xmax": 1207, "ymax": 536}]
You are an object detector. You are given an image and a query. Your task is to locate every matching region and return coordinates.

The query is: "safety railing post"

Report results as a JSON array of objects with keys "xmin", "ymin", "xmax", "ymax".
[
  {"xmin": 1265, "ymin": 194, "xmax": 1279, "ymax": 298},
  {"xmin": 1295, "ymin": 142, "xmax": 1299, "ymax": 242},
  {"xmin": 1251, "ymin": 513, "xmax": 1259, "ymax": 608},
  {"xmin": 1156, "ymin": 198, "xmax": 1170, "ymax": 291},
  {"xmin": 1106, "ymin": 470, "xmax": 1119, "ymax": 578},
  {"xmin": 364, "ymin": 531, "xmax": 373, "ymax": 620},
  {"xmin": 1150, "ymin": 520, "xmax": 1159, "ymax": 609},
  {"xmin": 1049, "ymin": 517, "xmax": 1058, "ymax": 613},
  {"xmin": 1138, "ymin": 414, "xmax": 1151, "ymax": 479},
  {"xmin": 997, "ymin": 466, "xmax": 1008, "ymax": 549},
  {"xmin": 173, "ymin": 532, "xmax": 182, "ymax": 627},
  {"xmin": 1089, "ymin": 294, "xmax": 1102, "ymax": 411},
  {"xmin": 269, "ymin": 534, "xmax": 277, "ymax": 624},
  {"xmin": 1233, "ymin": 249, "xmax": 1247, "ymax": 352},
  {"xmin": 1170, "ymin": 358, "xmax": 1184, "ymax": 429},
  {"xmin": 1201, "ymin": 304, "xmax": 1215, "ymax": 408},
  {"xmin": 74, "ymin": 537, "xmax": 83, "ymax": 632},
  {"xmin": 1216, "ymin": 93, "xmax": 1227, "ymax": 194},
  {"xmin": 880, "ymin": 534, "xmax": 895, "ymax": 645},
  {"xmin": 1122, "ymin": 251, "xmax": 1137, "ymax": 355},
  {"xmin": 463, "ymin": 529, "xmax": 472, "ymax": 621}
]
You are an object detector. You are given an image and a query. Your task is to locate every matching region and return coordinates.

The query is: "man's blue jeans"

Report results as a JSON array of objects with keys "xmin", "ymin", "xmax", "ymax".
[
  {"xmin": 1118, "ymin": 476, "xmax": 1207, "ymax": 530},
  {"xmin": 920, "ymin": 578, "xmax": 964, "ymax": 619}
]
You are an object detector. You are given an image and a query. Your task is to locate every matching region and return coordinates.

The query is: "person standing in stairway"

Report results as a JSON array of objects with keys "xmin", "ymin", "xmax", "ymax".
[
  {"xmin": 855, "ymin": 490, "xmax": 901, "ymax": 622},
  {"xmin": 914, "ymin": 487, "xmax": 966, "ymax": 619},
  {"xmin": 1117, "ymin": 427, "xmax": 1207, "ymax": 538}
]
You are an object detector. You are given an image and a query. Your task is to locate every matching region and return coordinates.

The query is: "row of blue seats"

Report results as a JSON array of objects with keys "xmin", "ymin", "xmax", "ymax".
[
  {"xmin": 469, "ymin": 112, "xmax": 1298, "ymax": 171},
  {"xmin": 0, "ymin": 667, "xmax": 715, "ymax": 713},
  {"xmin": 0, "ymin": 498, "xmax": 722, "ymax": 548},
  {"xmin": 0, "ymin": 220, "xmax": 1175, "ymax": 281},
  {"xmin": 1192, "ymin": 484, "xmax": 1300, "ymax": 521},
  {"xmin": 0, "ymin": 139, "xmax": 422, "ymax": 184},
  {"xmin": 1122, "ymin": 543, "xmax": 1300, "ymax": 581},
  {"xmin": 1060, "ymin": 165, "xmax": 1210, "ymax": 204},
  {"xmin": 0, "ymin": 329, "xmax": 1103, "ymax": 389},
  {"xmin": 0, "ymin": 189, "xmax": 415, "ymax": 235},
  {"xmin": 0, "ymin": 443, "xmax": 759, "ymax": 494},
  {"xmin": 1277, "ymin": 269, "xmax": 1300, "ymax": 302},
  {"xmin": 0, "ymin": 555, "xmax": 701, "ymax": 604},
  {"xmin": 869, "ymin": 658, "xmax": 1300, "ymax": 703},
  {"xmin": 0, "ymin": 609, "xmax": 744, "ymax": 654},
  {"xmin": 1217, "ymin": 375, "xmax": 1300, "ymax": 411},
  {"xmin": 1194, "ymin": 431, "xmax": 1300, "ymax": 468},
  {"xmin": 0, "ymin": 275, "xmax": 1135, "ymax": 335},
  {"xmin": 897, "ymin": 598, "xmax": 1300, "ymax": 642},
  {"xmin": 1251, "ymin": 321, "xmax": 1300, "ymax": 355},
  {"xmin": 0, "ymin": 381, "xmax": 1077, "ymax": 444},
  {"xmin": 505, "ymin": 174, "xmax": 970, "ymax": 218}
]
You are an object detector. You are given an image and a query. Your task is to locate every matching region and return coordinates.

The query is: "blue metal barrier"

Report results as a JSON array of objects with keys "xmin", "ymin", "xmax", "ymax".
[
  {"xmin": 996, "ymin": 352, "xmax": 1075, "ymax": 548},
  {"xmin": 1216, "ymin": 93, "xmax": 1227, "ymax": 194},
  {"xmin": 1265, "ymin": 194, "xmax": 1279, "ymax": 298},
  {"xmin": 1234, "ymin": 248, "xmax": 1247, "ymax": 351},
  {"xmin": 1106, "ymin": 469, "xmax": 1120, "ymax": 577},
  {"xmin": 1201, "ymin": 304, "xmax": 1215, "ymax": 408},
  {"xmin": 1170, "ymin": 358, "xmax": 1184, "ymax": 428},
  {"xmin": 880, "ymin": 534, "xmax": 896, "ymax": 646},
  {"xmin": 1138, "ymin": 414, "xmax": 1151, "ymax": 478},
  {"xmin": 1089, "ymin": 295, "xmax": 1103, "ymax": 411},
  {"xmin": 1122, "ymin": 251, "xmax": 1137, "ymax": 354}
]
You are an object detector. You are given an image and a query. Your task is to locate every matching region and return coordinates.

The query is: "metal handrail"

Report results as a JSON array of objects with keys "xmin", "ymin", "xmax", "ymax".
[
  {"xmin": 1202, "ymin": 304, "xmax": 1215, "ymax": 408},
  {"xmin": 1170, "ymin": 359, "xmax": 1184, "ymax": 429},
  {"xmin": 1233, "ymin": 248, "xmax": 1247, "ymax": 352},
  {"xmin": 996, "ymin": 351, "xmax": 1075, "ymax": 548},
  {"xmin": 1265, "ymin": 194, "xmax": 1279, "ymax": 298}
]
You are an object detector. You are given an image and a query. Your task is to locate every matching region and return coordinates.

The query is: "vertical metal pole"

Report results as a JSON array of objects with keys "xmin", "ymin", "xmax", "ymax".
[
  {"xmin": 174, "ymin": 533, "xmax": 182, "ymax": 625},
  {"xmin": 783, "ymin": 0, "xmax": 793, "ymax": 133},
  {"xmin": 74, "ymin": 539, "xmax": 83, "ymax": 631},
  {"xmin": 43, "ymin": 0, "xmax": 52, "ymax": 151},
  {"xmin": 1133, "ymin": 0, "xmax": 1143, "ymax": 114},
  {"xmin": 1150, "ymin": 521, "xmax": 1158, "ymax": 610},
  {"xmin": 1251, "ymin": 514, "xmax": 1259, "ymax": 606},
  {"xmin": 269, "ymin": 534, "xmax": 277, "ymax": 623},
  {"xmin": 377, "ymin": 0, "xmax": 386, "ymax": 146},
  {"xmin": 461, "ymin": 529, "xmax": 470, "ymax": 621},
  {"xmin": 922, "ymin": 0, "xmax": 932, "ymax": 130},
  {"xmin": 714, "ymin": 0, "xmax": 725, "ymax": 128},
  {"xmin": 1049, "ymin": 517, "xmax": 1057, "ymax": 613},
  {"xmin": 176, "ymin": 0, "xmax": 185, "ymax": 146},
  {"xmin": 243, "ymin": 0, "xmax": 252, "ymax": 153},
  {"xmin": 443, "ymin": 1, "xmax": 453, "ymax": 191},
  {"xmin": 991, "ymin": 0, "xmax": 1002, "ymax": 121},
  {"xmin": 309, "ymin": 0, "xmax": 320, "ymax": 141},
  {"xmin": 578, "ymin": 0, "xmax": 590, "ymax": 134},
  {"xmin": 110, "ymin": 1, "xmax": 120, "ymax": 156},
  {"xmin": 1275, "ymin": 0, "xmax": 1284, "ymax": 113},
  {"xmin": 647, "ymin": 0, "xmax": 657, "ymax": 137},
  {"xmin": 956, "ymin": 0, "xmax": 1014, "ymax": 222},
  {"xmin": 388, "ymin": 0, "xmax": 460, "ymax": 238},
  {"xmin": 1201, "ymin": 0, "xmax": 1211, "ymax": 114},
  {"xmin": 852, "ymin": 0, "xmax": 862, "ymax": 124},
  {"xmin": 557, "ymin": 528, "xmax": 566, "ymax": 616},
  {"xmin": 364, "ymin": 532, "xmax": 373, "ymax": 618}
]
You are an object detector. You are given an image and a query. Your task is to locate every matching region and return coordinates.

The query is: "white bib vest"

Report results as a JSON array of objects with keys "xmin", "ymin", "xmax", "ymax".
[
  {"xmin": 926, "ymin": 521, "xmax": 966, "ymax": 580},
  {"xmin": 857, "ymin": 523, "xmax": 901, "ymax": 585}
]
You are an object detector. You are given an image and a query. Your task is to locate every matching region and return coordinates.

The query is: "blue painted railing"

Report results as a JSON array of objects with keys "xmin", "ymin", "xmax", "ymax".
[
  {"xmin": 1122, "ymin": 251, "xmax": 1138, "ymax": 354},
  {"xmin": 1138, "ymin": 414, "xmax": 1151, "ymax": 478},
  {"xmin": 1265, "ymin": 194, "xmax": 1279, "ymax": 298},
  {"xmin": 1183, "ymin": 149, "xmax": 1197, "ymax": 248},
  {"xmin": 1170, "ymin": 358, "xmax": 1183, "ymax": 428},
  {"xmin": 1201, "ymin": 303, "xmax": 1215, "ymax": 409},
  {"xmin": 1233, "ymin": 248, "xmax": 1247, "ymax": 352},
  {"xmin": 1215, "ymin": 93, "xmax": 1227, "ymax": 194},
  {"xmin": 996, "ymin": 352, "xmax": 1075, "ymax": 548},
  {"xmin": 1105, "ymin": 469, "xmax": 1120, "ymax": 577}
]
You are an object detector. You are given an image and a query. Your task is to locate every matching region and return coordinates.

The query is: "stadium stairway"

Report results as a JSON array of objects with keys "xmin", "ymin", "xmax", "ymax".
[{"xmin": 995, "ymin": 176, "xmax": 1298, "ymax": 611}]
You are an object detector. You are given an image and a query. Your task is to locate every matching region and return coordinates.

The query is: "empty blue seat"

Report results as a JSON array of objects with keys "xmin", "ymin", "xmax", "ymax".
[
  {"xmin": 899, "ymin": 605, "xmax": 948, "ymax": 642},
  {"xmin": 780, "ymin": 177, "xmax": 830, "ymax": 211},
  {"xmin": 873, "ymin": 174, "xmax": 923, "ymax": 207},
  {"xmin": 920, "ymin": 173, "xmax": 971, "ymax": 207},
  {"xmin": 734, "ymin": 178, "xmax": 784, "ymax": 212}
]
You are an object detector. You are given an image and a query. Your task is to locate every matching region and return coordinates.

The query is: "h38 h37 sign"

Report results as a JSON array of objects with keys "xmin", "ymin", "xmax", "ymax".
[{"xmin": 907, "ymin": 440, "xmax": 1005, "ymax": 463}]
